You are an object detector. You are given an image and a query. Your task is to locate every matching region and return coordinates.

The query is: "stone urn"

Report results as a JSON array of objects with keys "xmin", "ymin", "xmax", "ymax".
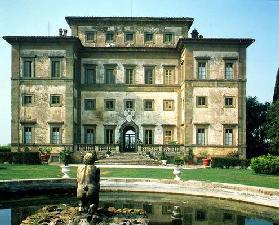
[
  {"xmin": 162, "ymin": 159, "xmax": 167, "ymax": 166},
  {"xmin": 173, "ymin": 166, "xmax": 182, "ymax": 181},
  {"xmin": 61, "ymin": 165, "xmax": 71, "ymax": 178}
]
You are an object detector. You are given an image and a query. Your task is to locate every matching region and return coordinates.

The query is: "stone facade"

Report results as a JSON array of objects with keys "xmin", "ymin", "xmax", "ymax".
[{"xmin": 3, "ymin": 17, "xmax": 254, "ymax": 158}]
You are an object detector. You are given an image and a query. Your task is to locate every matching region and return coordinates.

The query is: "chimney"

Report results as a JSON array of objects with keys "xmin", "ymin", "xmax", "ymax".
[
  {"xmin": 59, "ymin": 28, "xmax": 63, "ymax": 37},
  {"xmin": 63, "ymin": 29, "xmax": 68, "ymax": 37},
  {"xmin": 191, "ymin": 28, "xmax": 199, "ymax": 39}
]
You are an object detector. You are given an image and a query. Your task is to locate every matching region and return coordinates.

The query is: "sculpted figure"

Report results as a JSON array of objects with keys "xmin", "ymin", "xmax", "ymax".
[{"xmin": 77, "ymin": 153, "xmax": 100, "ymax": 213}]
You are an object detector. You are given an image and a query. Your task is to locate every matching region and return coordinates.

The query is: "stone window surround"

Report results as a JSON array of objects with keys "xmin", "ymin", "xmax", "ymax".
[
  {"xmin": 144, "ymin": 65, "xmax": 155, "ymax": 84},
  {"xmin": 143, "ymin": 99, "xmax": 154, "ymax": 111},
  {"xmin": 163, "ymin": 99, "xmax": 175, "ymax": 111},
  {"xmin": 163, "ymin": 65, "xmax": 175, "ymax": 85},
  {"xmin": 143, "ymin": 127, "xmax": 154, "ymax": 145},
  {"xmin": 124, "ymin": 32, "xmax": 135, "ymax": 42},
  {"xmin": 84, "ymin": 64, "xmax": 97, "ymax": 84},
  {"xmin": 162, "ymin": 125, "xmax": 175, "ymax": 144},
  {"xmin": 124, "ymin": 66, "xmax": 135, "ymax": 84},
  {"xmin": 194, "ymin": 124, "xmax": 209, "ymax": 146},
  {"xmin": 84, "ymin": 98, "xmax": 96, "ymax": 111},
  {"xmin": 104, "ymin": 125, "xmax": 116, "ymax": 144},
  {"xmin": 49, "ymin": 56, "xmax": 64, "ymax": 79},
  {"xmin": 104, "ymin": 99, "xmax": 115, "ymax": 111},
  {"xmin": 21, "ymin": 57, "xmax": 35, "ymax": 78},
  {"xmin": 196, "ymin": 96, "xmax": 208, "ymax": 108},
  {"xmin": 105, "ymin": 31, "xmax": 115, "ymax": 42},
  {"xmin": 50, "ymin": 94, "xmax": 62, "ymax": 107},
  {"xmin": 223, "ymin": 56, "xmax": 238, "ymax": 80},
  {"xmin": 48, "ymin": 122, "xmax": 64, "ymax": 144},
  {"xmin": 223, "ymin": 124, "xmax": 237, "ymax": 146},
  {"xmin": 85, "ymin": 31, "xmax": 97, "ymax": 42},
  {"xmin": 144, "ymin": 32, "xmax": 154, "ymax": 43},
  {"xmin": 194, "ymin": 56, "xmax": 210, "ymax": 80},
  {"xmin": 163, "ymin": 32, "xmax": 174, "ymax": 43},
  {"xmin": 124, "ymin": 99, "xmax": 135, "ymax": 110},
  {"xmin": 224, "ymin": 96, "xmax": 236, "ymax": 108},
  {"xmin": 83, "ymin": 124, "xmax": 97, "ymax": 144},
  {"xmin": 104, "ymin": 64, "xmax": 117, "ymax": 84},
  {"xmin": 22, "ymin": 94, "xmax": 34, "ymax": 106},
  {"xmin": 22, "ymin": 124, "xmax": 35, "ymax": 144}
]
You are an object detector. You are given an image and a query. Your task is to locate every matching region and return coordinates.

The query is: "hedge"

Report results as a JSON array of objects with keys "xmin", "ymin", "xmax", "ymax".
[
  {"xmin": 211, "ymin": 157, "xmax": 250, "ymax": 169},
  {"xmin": 251, "ymin": 155, "xmax": 279, "ymax": 175},
  {"xmin": 0, "ymin": 145, "xmax": 11, "ymax": 152},
  {"xmin": 0, "ymin": 152, "xmax": 41, "ymax": 164}
]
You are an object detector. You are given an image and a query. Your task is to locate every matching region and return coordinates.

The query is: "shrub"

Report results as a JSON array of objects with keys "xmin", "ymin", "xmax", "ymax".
[
  {"xmin": 0, "ymin": 145, "xmax": 11, "ymax": 152},
  {"xmin": 0, "ymin": 152, "xmax": 41, "ymax": 164},
  {"xmin": 211, "ymin": 157, "xmax": 250, "ymax": 169},
  {"xmin": 174, "ymin": 155, "xmax": 184, "ymax": 166},
  {"xmin": 251, "ymin": 155, "xmax": 279, "ymax": 175},
  {"xmin": 160, "ymin": 151, "xmax": 167, "ymax": 160},
  {"xmin": 59, "ymin": 148, "xmax": 72, "ymax": 166}
]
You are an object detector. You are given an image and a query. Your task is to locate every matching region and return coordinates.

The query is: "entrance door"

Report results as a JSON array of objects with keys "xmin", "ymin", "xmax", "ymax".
[{"xmin": 124, "ymin": 129, "xmax": 135, "ymax": 152}]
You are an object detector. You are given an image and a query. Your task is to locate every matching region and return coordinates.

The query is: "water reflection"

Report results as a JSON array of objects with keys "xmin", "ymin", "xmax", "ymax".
[{"xmin": 0, "ymin": 192, "xmax": 278, "ymax": 225}]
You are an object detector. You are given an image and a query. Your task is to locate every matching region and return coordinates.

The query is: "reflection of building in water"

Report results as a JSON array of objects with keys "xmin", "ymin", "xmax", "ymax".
[
  {"xmin": 101, "ymin": 200, "xmax": 246, "ymax": 225},
  {"xmin": 4, "ymin": 16, "xmax": 254, "ymax": 159}
]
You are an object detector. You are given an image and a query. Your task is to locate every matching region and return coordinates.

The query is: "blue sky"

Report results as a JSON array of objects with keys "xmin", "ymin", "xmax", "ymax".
[{"xmin": 0, "ymin": 0, "xmax": 278, "ymax": 144}]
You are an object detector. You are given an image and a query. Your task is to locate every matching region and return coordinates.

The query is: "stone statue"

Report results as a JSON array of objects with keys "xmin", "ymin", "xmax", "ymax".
[{"xmin": 77, "ymin": 153, "xmax": 100, "ymax": 214}]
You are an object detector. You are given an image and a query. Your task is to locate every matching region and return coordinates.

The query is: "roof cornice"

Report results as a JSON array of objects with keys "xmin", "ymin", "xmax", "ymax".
[{"xmin": 177, "ymin": 38, "xmax": 255, "ymax": 51}]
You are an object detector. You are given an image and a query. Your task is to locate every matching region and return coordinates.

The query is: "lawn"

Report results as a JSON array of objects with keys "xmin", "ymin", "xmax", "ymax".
[{"xmin": 0, "ymin": 164, "xmax": 278, "ymax": 189}]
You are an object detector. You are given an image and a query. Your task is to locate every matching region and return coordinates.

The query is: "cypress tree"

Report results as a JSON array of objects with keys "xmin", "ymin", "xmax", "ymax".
[{"xmin": 273, "ymin": 68, "xmax": 279, "ymax": 102}]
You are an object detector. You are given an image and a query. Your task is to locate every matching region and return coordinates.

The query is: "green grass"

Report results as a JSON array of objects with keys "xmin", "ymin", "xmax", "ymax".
[{"xmin": 0, "ymin": 164, "xmax": 278, "ymax": 189}]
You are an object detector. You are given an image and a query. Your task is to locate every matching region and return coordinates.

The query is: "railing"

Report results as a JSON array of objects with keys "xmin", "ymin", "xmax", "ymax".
[
  {"xmin": 138, "ymin": 144, "xmax": 186, "ymax": 157},
  {"xmin": 74, "ymin": 144, "xmax": 119, "ymax": 153}
]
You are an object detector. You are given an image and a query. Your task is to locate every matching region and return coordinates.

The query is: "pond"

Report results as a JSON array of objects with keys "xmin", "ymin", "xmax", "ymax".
[{"xmin": 0, "ymin": 192, "xmax": 278, "ymax": 225}]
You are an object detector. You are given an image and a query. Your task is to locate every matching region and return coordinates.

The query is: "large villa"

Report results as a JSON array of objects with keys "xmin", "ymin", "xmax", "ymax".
[{"xmin": 3, "ymin": 16, "xmax": 254, "ymax": 160}]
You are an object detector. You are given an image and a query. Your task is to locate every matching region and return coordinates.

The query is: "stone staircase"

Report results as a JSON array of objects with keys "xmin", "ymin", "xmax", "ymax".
[{"xmin": 96, "ymin": 152, "xmax": 161, "ymax": 165}]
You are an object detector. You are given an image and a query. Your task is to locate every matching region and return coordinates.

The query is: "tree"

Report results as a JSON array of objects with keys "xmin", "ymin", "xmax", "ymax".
[
  {"xmin": 273, "ymin": 68, "xmax": 279, "ymax": 102},
  {"xmin": 265, "ymin": 100, "xmax": 279, "ymax": 155},
  {"xmin": 246, "ymin": 96, "xmax": 269, "ymax": 158}
]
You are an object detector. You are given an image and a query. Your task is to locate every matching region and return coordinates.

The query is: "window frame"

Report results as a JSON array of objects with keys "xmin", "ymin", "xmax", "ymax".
[
  {"xmin": 106, "ymin": 31, "xmax": 114, "ymax": 42},
  {"xmin": 225, "ymin": 62, "xmax": 234, "ymax": 80},
  {"xmin": 50, "ymin": 94, "xmax": 62, "ymax": 107},
  {"xmin": 144, "ymin": 128, "xmax": 154, "ymax": 145},
  {"xmin": 85, "ymin": 31, "xmax": 96, "ymax": 42},
  {"xmin": 163, "ymin": 127, "xmax": 174, "ymax": 144},
  {"xmin": 224, "ymin": 127, "xmax": 234, "ymax": 146},
  {"xmin": 124, "ymin": 99, "xmax": 135, "ymax": 110},
  {"xmin": 144, "ymin": 32, "xmax": 153, "ymax": 42},
  {"xmin": 144, "ymin": 99, "xmax": 154, "ymax": 111},
  {"xmin": 196, "ymin": 96, "xmax": 208, "ymax": 108},
  {"xmin": 22, "ymin": 58, "xmax": 34, "ymax": 78},
  {"xmin": 51, "ymin": 59, "xmax": 61, "ymax": 78},
  {"xmin": 84, "ymin": 65, "xmax": 96, "ymax": 84},
  {"xmin": 104, "ymin": 125, "xmax": 115, "ymax": 144},
  {"xmin": 144, "ymin": 66, "xmax": 154, "ymax": 84},
  {"xmin": 23, "ymin": 125, "xmax": 33, "ymax": 144},
  {"xmin": 125, "ymin": 32, "xmax": 134, "ymax": 42},
  {"xmin": 163, "ymin": 100, "xmax": 174, "ymax": 111},
  {"xmin": 224, "ymin": 96, "xmax": 235, "ymax": 108},
  {"xmin": 84, "ymin": 99, "xmax": 96, "ymax": 111},
  {"xmin": 104, "ymin": 67, "xmax": 115, "ymax": 84},
  {"xmin": 50, "ymin": 126, "xmax": 61, "ymax": 144},
  {"xmin": 197, "ymin": 61, "xmax": 207, "ymax": 79},
  {"xmin": 84, "ymin": 125, "xmax": 96, "ymax": 144},
  {"xmin": 104, "ymin": 99, "xmax": 115, "ymax": 111},
  {"xmin": 125, "ymin": 68, "xmax": 135, "ymax": 84},
  {"xmin": 22, "ymin": 94, "xmax": 33, "ymax": 106},
  {"xmin": 164, "ymin": 32, "xmax": 174, "ymax": 43},
  {"xmin": 163, "ymin": 67, "xmax": 175, "ymax": 85}
]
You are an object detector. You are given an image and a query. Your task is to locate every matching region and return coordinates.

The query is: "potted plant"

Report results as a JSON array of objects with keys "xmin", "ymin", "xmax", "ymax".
[
  {"xmin": 160, "ymin": 151, "xmax": 167, "ymax": 166},
  {"xmin": 187, "ymin": 147, "xmax": 194, "ymax": 165},
  {"xmin": 200, "ymin": 150, "xmax": 211, "ymax": 166},
  {"xmin": 173, "ymin": 155, "xmax": 183, "ymax": 181},
  {"xmin": 59, "ymin": 148, "xmax": 72, "ymax": 178},
  {"xmin": 38, "ymin": 147, "xmax": 52, "ymax": 163}
]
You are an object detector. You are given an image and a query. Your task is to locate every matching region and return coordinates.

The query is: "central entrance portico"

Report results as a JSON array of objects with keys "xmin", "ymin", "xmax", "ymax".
[{"xmin": 119, "ymin": 121, "xmax": 139, "ymax": 152}]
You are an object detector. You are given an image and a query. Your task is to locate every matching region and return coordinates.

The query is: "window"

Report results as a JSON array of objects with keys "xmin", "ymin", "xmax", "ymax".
[
  {"xmin": 223, "ymin": 213, "xmax": 233, "ymax": 221},
  {"xmin": 51, "ymin": 60, "xmax": 61, "ymax": 78},
  {"xmin": 197, "ymin": 128, "xmax": 206, "ymax": 145},
  {"xmin": 104, "ymin": 127, "xmax": 115, "ymax": 144},
  {"xmin": 125, "ymin": 68, "xmax": 134, "ymax": 84},
  {"xmin": 50, "ymin": 95, "xmax": 61, "ymax": 106},
  {"xmin": 125, "ymin": 32, "xmax": 134, "ymax": 42},
  {"xmin": 163, "ymin": 100, "xmax": 174, "ymax": 111},
  {"xmin": 51, "ymin": 127, "xmax": 61, "ymax": 144},
  {"xmin": 124, "ymin": 100, "xmax": 135, "ymax": 110},
  {"xmin": 84, "ymin": 99, "xmax": 96, "ymax": 111},
  {"xmin": 224, "ymin": 128, "xmax": 233, "ymax": 145},
  {"xmin": 144, "ymin": 100, "xmax": 154, "ymax": 111},
  {"xmin": 144, "ymin": 67, "xmax": 154, "ymax": 84},
  {"xmin": 164, "ymin": 68, "xmax": 174, "ymax": 84},
  {"xmin": 23, "ymin": 126, "xmax": 32, "ymax": 144},
  {"xmin": 104, "ymin": 99, "xmax": 115, "ymax": 111},
  {"xmin": 195, "ymin": 210, "xmax": 207, "ymax": 221},
  {"xmin": 106, "ymin": 32, "xmax": 114, "ymax": 42},
  {"xmin": 198, "ymin": 62, "xmax": 206, "ymax": 79},
  {"xmin": 224, "ymin": 97, "xmax": 234, "ymax": 107},
  {"xmin": 163, "ymin": 128, "xmax": 173, "ymax": 144},
  {"xmin": 196, "ymin": 96, "xmax": 207, "ymax": 107},
  {"xmin": 144, "ymin": 129, "xmax": 153, "ymax": 144},
  {"xmin": 164, "ymin": 33, "xmax": 173, "ymax": 43},
  {"xmin": 22, "ymin": 95, "xmax": 32, "ymax": 106},
  {"xmin": 85, "ymin": 66, "xmax": 96, "ymax": 84},
  {"xmin": 225, "ymin": 63, "xmax": 233, "ymax": 80},
  {"xmin": 85, "ymin": 31, "xmax": 96, "ymax": 42},
  {"xmin": 105, "ymin": 68, "xmax": 115, "ymax": 84},
  {"xmin": 144, "ymin": 32, "xmax": 153, "ymax": 42},
  {"xmin": 84, "ymin": 127, "xmax": 96, "ymax": 144},
  {"xmin": 23, "ymin": 60, "xmax": 32, "ymax": 78},
  {"xmin": 143, "ymin": 204, "xmax": 153, "ymax": 214}
]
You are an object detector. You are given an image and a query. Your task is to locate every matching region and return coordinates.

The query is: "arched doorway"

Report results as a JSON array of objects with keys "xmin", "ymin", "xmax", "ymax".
[{"xmin": 119, "ymin": 121, "xmax": 139, "ymax": 152}]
